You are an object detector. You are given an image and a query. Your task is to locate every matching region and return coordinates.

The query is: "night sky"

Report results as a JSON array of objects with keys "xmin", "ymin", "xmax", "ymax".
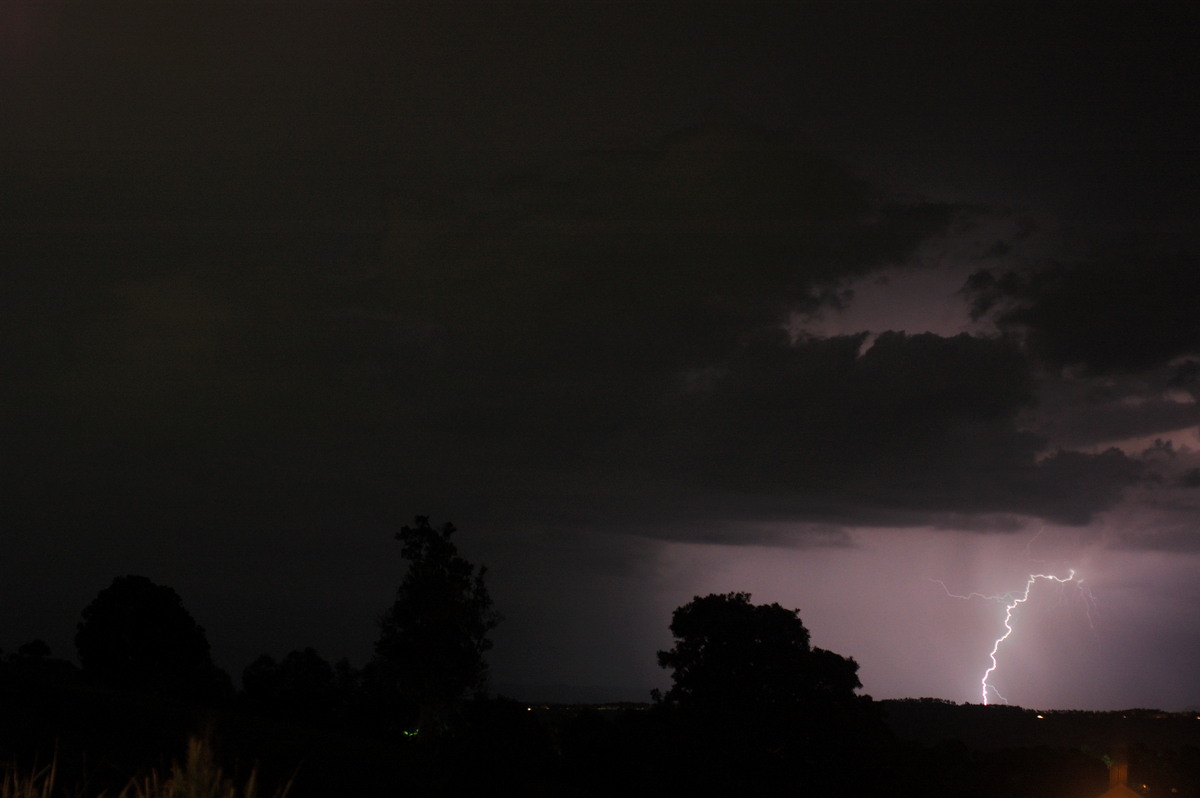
[{"xmin": 4, "ymin": 1, "xmax": 1200, "ymax": 710}]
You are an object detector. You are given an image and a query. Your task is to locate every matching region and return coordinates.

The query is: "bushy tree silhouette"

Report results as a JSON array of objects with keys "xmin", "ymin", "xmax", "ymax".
[
  {"xmin": 373, "ymin": 516, "xmax": 499, "ymax": 736},
  {"xmin": 658, "ymin": 591, "xmax": 861, "ymax": 712},
  {"xmin": 655, "ymin": 592, "xmax": 878, "ymax": 795},
  {"xmin": 75, "ymin": 574, "xmax": 229, "ymax": 700}
]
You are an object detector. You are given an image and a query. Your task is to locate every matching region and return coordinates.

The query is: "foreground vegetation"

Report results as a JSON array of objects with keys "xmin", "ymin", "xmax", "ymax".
[
  {"xmin": 4, "ymin": 667, "xmax": 1194, "ymax": 797},
  {"xmin": 9, "ymin": 674, "xmax": 1200, "ymax": 798},
  {"xmin": 1, "ymin": 736, "xmax": 289, "ymax": 798}
]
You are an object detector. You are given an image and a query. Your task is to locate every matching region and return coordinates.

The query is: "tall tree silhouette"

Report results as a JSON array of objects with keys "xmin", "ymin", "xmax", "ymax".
[
  {"xmin": 373, "ymin": 516, "xmax": 499, "ymax": 736},
  {"xmin": 75, "ymin": 574, "xmax": 228, "ymax": 700}
]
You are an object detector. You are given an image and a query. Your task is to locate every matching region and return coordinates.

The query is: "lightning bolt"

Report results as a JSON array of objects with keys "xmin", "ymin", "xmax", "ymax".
[{"xmin": 934, "ymin": 569, "xmax": 1094, "ymax": 705}]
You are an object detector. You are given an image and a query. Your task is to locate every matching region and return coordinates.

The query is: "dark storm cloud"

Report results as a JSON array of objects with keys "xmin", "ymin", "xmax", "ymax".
[
  {"xmin": 965, "ymin": 252, "xmax": 1200, "ymax": 375},
  {"xmin": 3, "ymin": 121, "xmax": 1144, "ymax": 552},
  {"xmin": 651, "ymin": 332, "xmax": 1136, "ymax": 528},
  {"xmin": 0, "ymin": 2, "xmax": 851, "ymax": 155},
  {"xmin": 1016, "ymin": 365, "xmax": 1200, "ymax": 450},
  {"xmin": 0, "ymin": 2, "xmax": 1169, "ymax": 551},
  {"xmin": 363, "ymin": 125, "xmax": 959, "ymax": 378}
]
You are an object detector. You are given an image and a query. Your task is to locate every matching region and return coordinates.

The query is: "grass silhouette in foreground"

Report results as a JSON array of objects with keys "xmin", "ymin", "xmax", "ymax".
[
  {"xmin": 1, "ymin": 760, "xmax": 55, "ymax": 798},
  {"xmin": 1, "ymin": 736, "xmax": 291, "ymax": 798}
]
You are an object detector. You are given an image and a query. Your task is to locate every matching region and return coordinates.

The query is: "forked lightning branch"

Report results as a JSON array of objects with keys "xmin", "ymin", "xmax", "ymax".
[{"xmin": 934, "ymin": 570, "xmax": 1096, "ymax": 705}]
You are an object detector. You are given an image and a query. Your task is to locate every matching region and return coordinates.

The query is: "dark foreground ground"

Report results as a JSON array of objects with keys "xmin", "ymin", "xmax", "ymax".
[{"xmin": 4, "ymin": 676, "xmax": 1200, "ymax": 798}]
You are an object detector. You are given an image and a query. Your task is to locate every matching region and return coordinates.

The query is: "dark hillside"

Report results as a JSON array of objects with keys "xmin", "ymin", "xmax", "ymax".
[
  {"xmin": 881, "ymin": 698, "xmax": 1200, "ymax": 750},
  {"xmin": 881, "ymin": 698, "xmax": 1200, "ymax": 797}
]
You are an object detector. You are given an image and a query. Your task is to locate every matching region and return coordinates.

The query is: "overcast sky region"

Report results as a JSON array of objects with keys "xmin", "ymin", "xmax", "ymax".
[{"xmin": 4, "ymin": 2, "xmax": 1200, "ymax": 710}]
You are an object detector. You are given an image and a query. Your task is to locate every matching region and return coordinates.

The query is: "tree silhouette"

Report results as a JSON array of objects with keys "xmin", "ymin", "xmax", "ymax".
[
  {"xmin": 655, "ymin": 592, "xmax": 876, "ymax": 794},
  {"xmin": 75, "ymin": 574, "xmax": 229, "ymax": 700},
  {"xmin": 373, "ymin": 516, "xmax": 500, "ymax": 736},
  {"xmin": 242, "ymin": 647, "xmax": 340, "ymax": 726},
  {"xmin": 2, "ymin": 639, "xmax": 79, "ymax": 686},
  {"xmin": 17, "ymin": 639, "xmax": 52, "ymax": 659},
  {"xmin": 658, "ymin": 591, "xmax": 861, "ymax": 711}
]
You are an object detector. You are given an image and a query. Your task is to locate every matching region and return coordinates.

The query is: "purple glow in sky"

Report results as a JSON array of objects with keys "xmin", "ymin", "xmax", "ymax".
[{"xmin": 3, "ymin": 1, "xmax": 1199, "ymax": 711}]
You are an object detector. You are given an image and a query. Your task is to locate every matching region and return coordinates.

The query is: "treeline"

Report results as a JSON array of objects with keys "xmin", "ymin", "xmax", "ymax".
[
  {"xmin": 3, "ymin": 517, "xmax": 1185, "ymax": 796},
  {"xmin": 5, "ymin": 518, "xmax": 495, "ymax": 728}
]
